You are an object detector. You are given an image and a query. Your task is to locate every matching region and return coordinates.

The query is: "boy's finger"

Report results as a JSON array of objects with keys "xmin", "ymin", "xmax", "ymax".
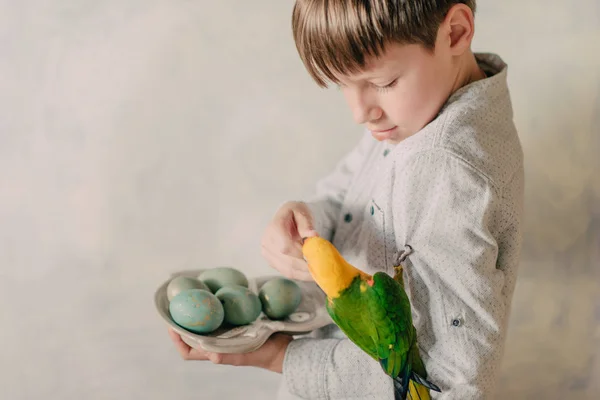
[
  {"xmin": 267, "ymin": 218, "xmax": 301, "ymax": 254},
  {"xmin": 206, "ymin": 352, "xmax": 247, "ymax": 366},
  {"xmin": 287, "ymin": 261, "xmax": 313, "ymax": 281},
  {"xmin": 291, "ymin": 208, "xmax": 318, "ymax": 239},
  {"xmin": 209, "ymin": 333, "xmax": 292, "ymax": 370},
  {"xmin": 168, "ymin": 328, "xmax": 209, "ymax": 360},
  {"xmin": 168, "ymin": 328, "xmax": 191, "ymax": 357},
  {"xmin": 262, "ymin": 246, "xmax": 313, "ymax": 280},
  {"xmin": 207, "ymin": 350, "xmax": 273, "ymax": 367}
]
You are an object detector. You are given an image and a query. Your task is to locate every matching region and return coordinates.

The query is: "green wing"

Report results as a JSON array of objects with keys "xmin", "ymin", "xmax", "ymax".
[
  {"xmin": 370, "ymin": 271, "xmax": 415, "ymax": 378},
  {"xmin": 326, "ymin": 273, "xmax": 416, "ymax": 379},
  {"xmin": 326, "ymin": 279, "xmax": 379, "ymax": 360}
]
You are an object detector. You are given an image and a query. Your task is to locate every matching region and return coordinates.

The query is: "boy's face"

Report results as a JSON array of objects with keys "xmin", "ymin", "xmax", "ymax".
[{"xmin": 336, "ymin": 40, "xmax": 455, "ymax": 144}]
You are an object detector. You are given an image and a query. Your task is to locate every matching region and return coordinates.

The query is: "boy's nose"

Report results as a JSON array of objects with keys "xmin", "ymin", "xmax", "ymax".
[
  {"xmin": 353, "ymin": 104, "xmax": 383, "ymax": 125},
  {"xmin": 344, "ymin": 87, "xmax": 382, "ymax": 125}
]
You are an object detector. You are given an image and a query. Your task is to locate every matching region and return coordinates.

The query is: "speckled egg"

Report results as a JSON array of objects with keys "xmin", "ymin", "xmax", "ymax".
[
  {"xmin": 198, "ymin": 267, "xmax": 249, "ymax": 293},
  {"xmin": 258, "ymin": 278, "xmax": 302, "ymax": 320},
  {"xmin": 169, "ymin": 289, "xmax": 224, "ymax": 334},
  {"xmin": 215, "ymin": 285, "xmax": 262, "ymax": 326},
  {"xmin": 166, "ymin": 276, "xmax": 210, "ymax": 301}
]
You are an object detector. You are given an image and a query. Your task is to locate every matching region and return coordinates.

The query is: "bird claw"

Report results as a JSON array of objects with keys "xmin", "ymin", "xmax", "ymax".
[{"xmin": 395, "ymin": 245, "xmax": 413, "ymax": 266}]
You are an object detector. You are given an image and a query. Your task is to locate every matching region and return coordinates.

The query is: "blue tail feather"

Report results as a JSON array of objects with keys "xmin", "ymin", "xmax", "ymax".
[
  {"xmin": 388, "ymin": 369, "xmax": 442, "ymax": 400},
  {"xmin": 381, "ymin": 358, "xmax": 410, "ymax": 400},
  {"xmin": 411, "ymin": 371, "xmax": 441, "ymax": 393}
]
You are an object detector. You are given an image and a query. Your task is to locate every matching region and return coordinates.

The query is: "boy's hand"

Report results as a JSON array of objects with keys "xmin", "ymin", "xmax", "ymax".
[
  {"xmin": 260, "ymin": 201, "xmax": 318, "ymax": 281},
  {"xmin": 168, "ymin": 328, "xmax": 292, "ymax": 373}
]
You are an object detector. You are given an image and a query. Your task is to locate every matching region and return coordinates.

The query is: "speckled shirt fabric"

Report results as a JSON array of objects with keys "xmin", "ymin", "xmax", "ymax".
[{"xmin": 278, "ymin": 53, "xmax": 524, "ymax": 400}]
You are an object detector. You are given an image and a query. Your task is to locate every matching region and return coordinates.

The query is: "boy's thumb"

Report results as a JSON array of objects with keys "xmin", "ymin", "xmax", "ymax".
[{"xmin": 292, "ymin": 209, "xmax": 318, "ymax": 239}]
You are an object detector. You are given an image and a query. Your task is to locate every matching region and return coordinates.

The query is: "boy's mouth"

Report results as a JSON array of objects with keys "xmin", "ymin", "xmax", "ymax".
[{"xmin": 370, "ymin": 126, "xmax": 397, "ymax": 141}]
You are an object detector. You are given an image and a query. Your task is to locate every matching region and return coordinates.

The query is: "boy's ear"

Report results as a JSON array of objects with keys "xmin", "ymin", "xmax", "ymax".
[{"xmin": 439, "ymin": 3, "xmax": 476, "ymax": 56}]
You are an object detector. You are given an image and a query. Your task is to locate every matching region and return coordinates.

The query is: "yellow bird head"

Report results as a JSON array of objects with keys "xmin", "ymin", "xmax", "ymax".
[{"xmin": 301, "ymin": 236, "xmax": 369, "ymax": 298}]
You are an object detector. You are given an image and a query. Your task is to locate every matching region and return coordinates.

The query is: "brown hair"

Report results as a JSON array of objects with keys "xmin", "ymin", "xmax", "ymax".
[{"xmin": 292, "ymin": 0, "xmax": 476, "ymax": 87}]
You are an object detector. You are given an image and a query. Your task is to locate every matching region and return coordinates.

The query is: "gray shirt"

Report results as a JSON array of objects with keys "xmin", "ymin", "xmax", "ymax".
[{"xmin": 279, "ymin": 53, "xmax": 524, "ymax": 400}]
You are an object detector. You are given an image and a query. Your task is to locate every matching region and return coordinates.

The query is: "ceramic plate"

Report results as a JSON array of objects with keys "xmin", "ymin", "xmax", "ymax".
[{"xmin": 154, "ymin": 270, "xmax": 332, "ymax": 353}]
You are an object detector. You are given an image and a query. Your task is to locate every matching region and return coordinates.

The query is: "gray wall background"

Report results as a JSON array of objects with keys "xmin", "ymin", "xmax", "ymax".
[{"xmin": 0, "ymin": 1, "xmax": 598, "ymax": 399}]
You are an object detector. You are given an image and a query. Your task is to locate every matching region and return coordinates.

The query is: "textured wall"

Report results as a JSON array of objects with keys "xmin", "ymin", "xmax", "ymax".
[{"xmin": 0, "ymin": 1, "xmax": 598, "ymax": 399}]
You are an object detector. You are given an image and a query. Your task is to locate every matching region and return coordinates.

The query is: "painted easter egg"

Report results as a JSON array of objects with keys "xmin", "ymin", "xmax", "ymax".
[
  {"xmin": 258, "ymin": 278, "xmax": 302, "ymax": 320},
  {"xmin": 215, "ymin": 285, "xmax": 262, "ymax": 326},
  {"xmin": 169, "ymin": 289, "xmax": 224, "ymax": 334},
  {"xmin": 198, "ymin": 267, "xmax": 249, "ymax": 293},
  {"xmin": 167, "ymin": 276, "xmax": 210, "ymax": 301}
]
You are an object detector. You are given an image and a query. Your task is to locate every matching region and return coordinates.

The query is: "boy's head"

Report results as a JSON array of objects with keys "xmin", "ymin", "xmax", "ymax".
[{"xmin": 292, "ymin": 1, "xmax": 481, "ymax": 143}]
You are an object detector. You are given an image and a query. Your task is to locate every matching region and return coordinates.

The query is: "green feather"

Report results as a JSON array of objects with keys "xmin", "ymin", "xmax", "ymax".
[
  {"xmin": 326, "ymin": 278, "xmax": 379, "ymax": 358},
  {"xmin": 326, "ymin": 272, "xmax": 441, "ymax": 399},
  {"xmin": 326, "ymin": 273, "xmax": 415, "ymax": 377}
]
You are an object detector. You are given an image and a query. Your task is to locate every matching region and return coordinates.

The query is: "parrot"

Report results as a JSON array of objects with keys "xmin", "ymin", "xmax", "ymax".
[{"xmin": 301, "ymin": 236, "xmax": 441, "ymax": 400}]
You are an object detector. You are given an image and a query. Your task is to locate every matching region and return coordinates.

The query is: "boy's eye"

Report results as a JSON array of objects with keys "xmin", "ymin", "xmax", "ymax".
[{"xmin": 374, "ymin": 78, "xmax": 398, "ymax": 92}]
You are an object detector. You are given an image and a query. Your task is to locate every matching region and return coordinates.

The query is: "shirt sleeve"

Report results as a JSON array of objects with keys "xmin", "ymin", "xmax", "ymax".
[
  {"xmin": 391, "ymin": 149, "xmax": 515, "ymax": 399},
  {"xmin": 282, "ymin": 337, "xmax": 394, "ymax": 399},
  {"xmin": 304, "ymin": 131, "xmax": 375, "ymax": 241}
]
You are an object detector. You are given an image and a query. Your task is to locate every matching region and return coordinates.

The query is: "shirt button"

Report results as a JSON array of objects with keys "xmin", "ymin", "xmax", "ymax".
[
  {"xmin": 452, "ymin": 318, "xmax": 462, "ymax": 327},
  {"xmin": 383, "ymin": 149, "xmax": 390, "ymax": 157},
  {"xmin": 370, "ymin": 205, "xmax": 374, "ymax": 215},
  {"xmin": 344, "ymin": 213, "xmax": 352, "ymax": 223}
]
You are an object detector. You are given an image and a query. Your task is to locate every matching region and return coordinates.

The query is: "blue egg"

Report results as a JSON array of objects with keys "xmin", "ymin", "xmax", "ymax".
[
  {"xmin": 259, "ymin": 278, "xmax": 302, "ymax": 320},
  {"xmin": 215, "ymin": 285, "xmax": 262, "ymax": 326},
  {"xmin": 166, "ymin": 276, "xmax": 210, "ymax": 301},
  {"xmin": 198, "ymin": 267, "xmax": 249, "ymax": 293},
  {"xmin": 169, "ymin": 289, "xmax": 224, "ymax": 334}
]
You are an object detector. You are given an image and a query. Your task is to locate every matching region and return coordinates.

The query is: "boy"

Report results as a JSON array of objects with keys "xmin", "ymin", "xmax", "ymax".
[{"xmin": 168, "ymin": 1, "xmax": 524, "ymax": 399}]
